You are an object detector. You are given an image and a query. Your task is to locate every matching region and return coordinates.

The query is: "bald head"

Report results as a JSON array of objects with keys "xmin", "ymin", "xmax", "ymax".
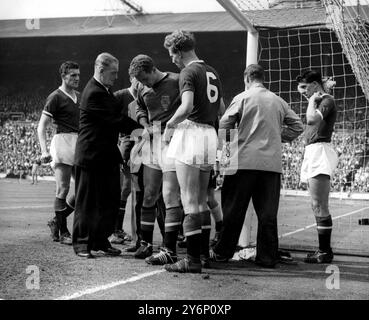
[{"xmin": 94, "ymin": 52, "xmax": 119, "ymax": 88}]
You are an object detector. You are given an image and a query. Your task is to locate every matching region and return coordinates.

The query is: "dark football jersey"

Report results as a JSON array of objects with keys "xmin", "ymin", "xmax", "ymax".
[
  {"xmin": 43, "ymin": 88, "xmax": 80, "ymax": 133},
  {"xmin": 179, "ymin": 60, "xmax": 223, "ymax": 127},
  {"xmin": 304, "ymin": 95, "xmax": 337, "ymax": 146},
  {"xmin": 136, "ymin": 72, "xmax": 181, "ymax": 132}
]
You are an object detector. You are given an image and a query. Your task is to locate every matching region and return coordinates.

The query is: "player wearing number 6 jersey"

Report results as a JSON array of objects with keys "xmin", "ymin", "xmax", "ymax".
[{"xmin": 163, "ymin": 30, "xmax": 225, "ymax": 273}]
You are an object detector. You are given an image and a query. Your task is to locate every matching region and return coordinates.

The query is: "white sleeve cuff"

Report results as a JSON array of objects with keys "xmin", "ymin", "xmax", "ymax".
[{"xmin": 42, "ymin": 110, "xmax": 53, "ymax": 118}]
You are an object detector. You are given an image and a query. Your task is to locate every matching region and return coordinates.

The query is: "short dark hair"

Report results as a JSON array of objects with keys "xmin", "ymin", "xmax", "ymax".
[
  {"xmin": 163, "ymin": 30, "xmax": 196, "ymax": 53},
  {"xmin": 128, "ymin": 54, "xmax": 155, "ymax": 78},
  {"xmin": 59, "ymin": 61, "xmax": 79, "ymax": 77},
  {"xmin": 244, "ymin": 64, "xmax": 264, "ymax": 82},
  {"xmin": 296, "ymin": 70, "xmax": 322, "ymax": 85}
]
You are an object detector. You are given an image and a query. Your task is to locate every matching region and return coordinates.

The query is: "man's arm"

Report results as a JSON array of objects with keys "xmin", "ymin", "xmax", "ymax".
[
  {"xmin": 281, "ymin": 104, "xmax": 304, "ymax": 143},
  {"xmin": 37, "ymin": 113, "xmax": 52, "ymax": 162},
  {"xmin": 218, "ymin": 98, "xmax": 226, "ymax": 118},
  {"xmin": 306, "ymin": 92, "xmax": 324, "ymax": 125},
  {"xmin": 219, "ymin": 97, "xmax": 241, "ymax": 130},
  {"xmin": 162, "ymin": 91, "xmax": 194, "ymax": 144},
  {"xmin": 134, "ymin": 93, "xmax": 152, "ymax": 141},
  {"xmin": 166, "ymin": 91, "xmax": 194, "ymax": 128}
]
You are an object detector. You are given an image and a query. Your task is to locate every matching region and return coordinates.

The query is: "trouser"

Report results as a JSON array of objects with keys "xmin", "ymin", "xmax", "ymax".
[
  {"xmin": 131, "ymin": 166, "xmax": 144, "ymax": 242},
  {"xmin": 120, "ymin": 167, "xmax": 131, "ymax": 201},
  {"xmin": 214, "ymin": 170, "xmax": 281, "ymax": 265},
  {"xmin": 73, "ymin": 164, "xmax": 120, "ymax": 253}
]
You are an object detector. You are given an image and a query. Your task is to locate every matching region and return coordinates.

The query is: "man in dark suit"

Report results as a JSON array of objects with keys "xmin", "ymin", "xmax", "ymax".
[{"xmin": 72, "ymin": 52, "xmax": 142, "ymax": 258}]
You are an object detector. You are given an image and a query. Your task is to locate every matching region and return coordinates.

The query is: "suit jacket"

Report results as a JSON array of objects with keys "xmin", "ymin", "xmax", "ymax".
[{"xmin": 75, "ymin": 78, "xmax": 141, "ymax": 168}]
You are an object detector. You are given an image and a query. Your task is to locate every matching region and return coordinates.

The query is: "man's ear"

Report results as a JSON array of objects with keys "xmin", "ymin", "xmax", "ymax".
[
  {"xmin": 312, "ymin": 81, "xmax": 320, "ymax": 89},
  {"xmin": 244, "ymin": 75, "xmax": 249, "ymax": 87}
]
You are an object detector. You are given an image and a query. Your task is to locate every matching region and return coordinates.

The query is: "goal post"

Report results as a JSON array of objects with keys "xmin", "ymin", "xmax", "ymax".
[{"xmin": 216, "ymin": 0, "xmax": 259, "ymax": 66}]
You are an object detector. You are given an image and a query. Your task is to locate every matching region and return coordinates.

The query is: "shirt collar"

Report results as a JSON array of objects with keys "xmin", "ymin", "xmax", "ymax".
[
  {"xmin": 93, "ymin": 76, "xmax": 110, "ymax": 93},
  {"xmin": 248, "ymin": 82, "xmax": 265, "ymax": 90},
  {"xmin": 58, "ymin": 86, "xmax": 77, "ymax": 103},
  {"xmin": 187, "ymin": 60, "xmax": 204, "ymax": 66}
]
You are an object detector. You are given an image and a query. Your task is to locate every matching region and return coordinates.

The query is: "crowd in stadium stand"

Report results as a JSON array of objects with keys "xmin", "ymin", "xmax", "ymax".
[
  {"xmin": 0, "ymin": 94, "xmax": 44, "ymax": 122},
  {"xmin": 0, "ymin": 94, "xmax": 369, "ymax": 193},
  {"xmin": 0, "ymin": 120, "xmax": 54, "ymax": 178},
  {"xmin": 281, "ymin": 131, "xmax": 369, "ymax": 193}
]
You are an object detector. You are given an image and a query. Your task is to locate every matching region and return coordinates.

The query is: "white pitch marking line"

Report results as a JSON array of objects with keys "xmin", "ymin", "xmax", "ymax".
[
  {"xmin": 0, "ymin": 205, "xmax": 52, "ymax": 210},
  {"xmin": 279, "ymin": 206, "xmax": 369, "ymax": 238},
  {"xmin": 54, "ymin": 269, "xmax": 166, "ymax": 300}
]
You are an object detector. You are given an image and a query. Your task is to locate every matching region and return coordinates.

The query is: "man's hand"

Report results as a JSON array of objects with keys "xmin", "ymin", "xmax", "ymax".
[
  {"xmin": 142, "ymin": 126, "xmax": 153, "ymax": 141},
  {"xmin": 40, "ymin": 152, "xmax": 52, "ymax": 164},
  {"xmin": 163, "ymin": 123, "xmax": 176, "ymax": 145},
  {"xmin": 309, "ymin": 92, "xmax": 323, "ymax": 104},
  {"xmin": 121, "ymin": 160, "xmax": 130, "ymax": 172}
]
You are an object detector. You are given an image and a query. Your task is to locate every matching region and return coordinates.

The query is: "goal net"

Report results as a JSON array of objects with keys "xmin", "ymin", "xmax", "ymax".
[{"xmin": 219, "ymin": 0, "xmax": 369, "ymax": 256}]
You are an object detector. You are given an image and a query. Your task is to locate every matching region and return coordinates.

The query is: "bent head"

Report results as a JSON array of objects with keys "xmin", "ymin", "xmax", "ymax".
[
  {"xmin": 296, "ymin": 70, "xmax": 323, "ymax": 99},
  {"xmin": 60, "ymin": 61, "xmax": 80, "ymax": 90},
  {"xmin": 128, "ymin": 54, "xmax": 157, "ymax": 88},
  {"xmin": 94, "ymin": 53, "xmax": 119, "ymax": 88}
]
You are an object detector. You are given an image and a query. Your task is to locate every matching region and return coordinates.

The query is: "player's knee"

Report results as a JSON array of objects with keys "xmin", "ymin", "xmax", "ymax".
[
  {"xmin": 182, "ymin": 197, "xmax": 198, "ymax": 214},
  {"xmin": 311, "ymin": 200, "xmax": 322, "ymax": 216},
  {"xmin": 162, "ymin": 188, "xmax": 180, "ymax": 208},
  {"xmin": 207, "ymin": 196, "xmax": 218, "ymax": 209},
  {"xmin": 311, "ymin": 198, "xmax": 330, "ymax": 217},
  {"xmin": 143, "ymin": 190, "xmax": 158, "ymax": 207}
]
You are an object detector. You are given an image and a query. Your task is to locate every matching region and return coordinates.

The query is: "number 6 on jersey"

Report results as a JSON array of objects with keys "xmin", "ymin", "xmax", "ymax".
[{"xmin": 206, "ymin": 72, "xmax": 219, "ymax": 103}]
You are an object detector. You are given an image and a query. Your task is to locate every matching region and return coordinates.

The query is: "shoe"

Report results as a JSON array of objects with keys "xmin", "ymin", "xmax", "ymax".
[
  {"xmin": 210, "ymin": 231, "xmax": 220, "ymax": 247},
  {"xmin": 177, "ymin": 237, "xmax": 187, "ymax": 248},
  {"xmin": 115, "ymin": 229, "xmax": 132, "ymax": 242},
  {"xmin": 209, "ymin": 249, "xmax": 228, "ymax": 262},
  {"xmin": 60, "ymin": 232, "xmax": 72, "ymax": 245},
  {"xmin": 165, "ymin": 257, "xmax": 202, "ymax": 273},
  {"xmin": 109, "ymin": 233, "xmax": 125, "ymax": 245},
  {"xmin": 200, "ymin": 255, "xmax": 210, "ymax": 268},
  {"xmin": 237, "ymin": 247, "xmax": 257, "ymax": 261},
  {"xmin": 278, "ymin": 249, "xmax": 291, "ymax": 258},
  {"xmin": 126, "ymin": 241, "xmax": 140, "ymax": 252},
  {"xmin": 47, "ymin": 218, "xmax": 59, "ymax": 242},
  {"xmin": 134, "ymin": 241, "xmax": 153, "ymax": 259},
  {"xmin": 278, "ymin": 250, "xmax": 297, "ymax": 265},
  {"xmin": 145, "ymin": 248, "xmax": 177, "ymax": 265},
  {"xmin": 95, "ymin": 246, "xmax": 122, "ymax": 256},
  {"xmin": 76, "ymin": 251, "xmax": 94, "ymax": 259},
  {"xmin": 304, "ymin": 250, "xmax": 334, "ymax": 264}
]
